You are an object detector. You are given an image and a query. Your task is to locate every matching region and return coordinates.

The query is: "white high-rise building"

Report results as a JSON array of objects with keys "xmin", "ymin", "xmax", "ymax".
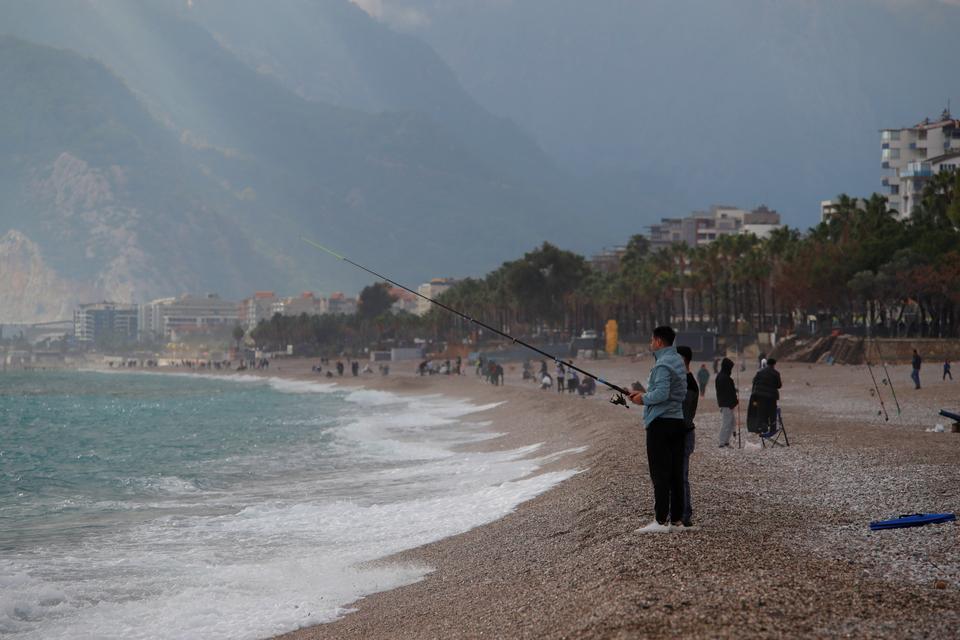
[
  {"xmin": 881, "ymin": 109, "xmax": 960, "ymax": 216},
  {"xmin": 138, "ymin": 294, "xmax": 239, "ymax": 341},
  {"xmin": 416, "ymin": 278, "xmax": 458, "ymax": 316}
]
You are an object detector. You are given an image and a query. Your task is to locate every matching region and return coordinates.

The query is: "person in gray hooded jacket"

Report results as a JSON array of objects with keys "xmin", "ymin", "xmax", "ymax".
[{"xmin": 629, "ymin": 326, "xmax": 688, "ymax": 531}]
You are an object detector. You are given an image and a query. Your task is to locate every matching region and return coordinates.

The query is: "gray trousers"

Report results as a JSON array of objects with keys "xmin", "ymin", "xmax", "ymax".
[{"xmin": 719, "ymin": 407, "xmax": 735, "ymax": 446}]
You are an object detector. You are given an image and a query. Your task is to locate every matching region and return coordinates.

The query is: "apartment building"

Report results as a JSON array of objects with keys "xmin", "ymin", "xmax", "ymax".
[
  {"xmin": 416, "ymin": 278, "xmax": 458, "ymax": 316},
  {"xmin": 74, "ymin": 302, "xmax": 138, "ymax": 343},
  {"xmin": 139, "ymin": 294, "xmax": 239, "ymax": 341},
  {"xmin": 238, "ymin": 291, "xmax": 278, "ymax": 331},
  {"xmin": 881, "ymin": 108, "xmax": 960, "ymax": 216},
  {"xmin": 270, "ymin": 292, "xmax": 327, "ymax": 318},
  {"xmin": 648, "ymin": 204, "xmax": 782, "ymax": 251}
]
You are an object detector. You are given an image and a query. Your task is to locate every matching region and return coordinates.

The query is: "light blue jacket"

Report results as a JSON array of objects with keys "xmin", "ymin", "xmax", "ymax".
[{"xmin": 642, "ymin": 346, "xmax": 687, "ymax": 427}]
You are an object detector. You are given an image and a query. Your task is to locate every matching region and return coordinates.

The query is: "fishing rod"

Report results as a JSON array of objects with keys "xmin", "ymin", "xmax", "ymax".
[
  {"xmin": 303, "ymin": 238, "xmax": 634, "ymax": 407},
  {"xmin": 872, "ymin": 339, "xmax": 902, "ymax": 418},
  {"xmin": 865, "ymin": 357, "xmax": 889, "ymax": 421}
]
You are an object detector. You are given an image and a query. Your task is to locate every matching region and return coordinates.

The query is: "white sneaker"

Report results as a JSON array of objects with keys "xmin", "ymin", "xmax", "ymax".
[{"xmin": 635, "ymin": 520, "xmax": 671, "ymax": 533}]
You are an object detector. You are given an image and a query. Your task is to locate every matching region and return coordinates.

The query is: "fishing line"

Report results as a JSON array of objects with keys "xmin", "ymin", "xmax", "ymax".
[{"xmin": 303, "ymin": 238, "xmax": 633, "ymax": 407}]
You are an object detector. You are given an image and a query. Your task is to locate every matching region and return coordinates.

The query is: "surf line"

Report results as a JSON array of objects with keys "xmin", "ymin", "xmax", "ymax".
[{"xmin": 302, "ymin": 238, "xmax": 633, "ymax": 408}]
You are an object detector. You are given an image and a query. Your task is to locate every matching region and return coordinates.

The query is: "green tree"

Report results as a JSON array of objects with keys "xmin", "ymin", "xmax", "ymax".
[{"xmin": 358, "ymin": 282, "xmax": 397, "ymax": 320}]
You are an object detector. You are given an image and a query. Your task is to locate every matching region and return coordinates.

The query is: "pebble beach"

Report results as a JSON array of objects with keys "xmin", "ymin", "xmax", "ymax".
[{"xmin": 254, "ymin": 357, "xmax": 960, "ymax": 639}]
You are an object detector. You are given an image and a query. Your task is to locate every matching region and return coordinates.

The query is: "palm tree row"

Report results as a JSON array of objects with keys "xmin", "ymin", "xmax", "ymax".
[{"xmin": 431, "ymin": 169, "xmax": 960, "ymax": 342}]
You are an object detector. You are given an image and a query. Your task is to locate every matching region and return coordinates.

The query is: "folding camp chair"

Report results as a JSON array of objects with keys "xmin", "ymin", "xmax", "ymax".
[{"xmin": 760, "ymin": 407, "xmax": 789, "ymax": 448}]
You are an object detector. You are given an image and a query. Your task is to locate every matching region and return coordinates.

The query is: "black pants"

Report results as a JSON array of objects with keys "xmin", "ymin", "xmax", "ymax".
[
  {"xmin": 646, "ymin": 417, "xmax": 687, "ymax": 524},
  {"xmin": 755, "ymin": 397, "xmax": 777, "ymax": 432}
]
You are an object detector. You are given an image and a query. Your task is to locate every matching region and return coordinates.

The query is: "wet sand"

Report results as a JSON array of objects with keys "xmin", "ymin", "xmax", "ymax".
[{"xmin": 256, "ymin": 357, "xmax": 959, "ymax": 639}]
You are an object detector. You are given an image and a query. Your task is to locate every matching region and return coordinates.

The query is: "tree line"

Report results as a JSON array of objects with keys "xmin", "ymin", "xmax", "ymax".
[{"xmin": 252, "ymin": 168, "xmax": 960, "ymax": 353}]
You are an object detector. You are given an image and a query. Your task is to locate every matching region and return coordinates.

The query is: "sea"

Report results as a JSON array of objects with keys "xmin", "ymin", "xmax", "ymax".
[{"xmin": 0, "ymin": 370, "xmax": 579, "ymax": 640}]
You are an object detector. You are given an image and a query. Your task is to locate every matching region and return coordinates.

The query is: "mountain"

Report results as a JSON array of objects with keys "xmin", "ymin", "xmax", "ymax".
[
  {"xmin": 382, "ymin": 0, "xmax": 960, "ymax": 226},
  {"xmin": 0, "ymin": 35, "xmax": 280, "ymax": 321},
  {"xmin": 181, "ymin": 0, "xmax": 565, "ymax": 192},
  {"xmin": 0, "ymin": 1, "xmax": 606, "ymax": 321}
]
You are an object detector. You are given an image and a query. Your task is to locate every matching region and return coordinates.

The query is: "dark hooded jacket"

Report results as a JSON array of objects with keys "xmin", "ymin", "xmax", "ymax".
[
  {"xmin": 751, "ymin": 365, "xmax": 782, "ymax": 400},
  {"xmin": 715, "ymin": 357, "xmax": 738, "ymax": 408}
]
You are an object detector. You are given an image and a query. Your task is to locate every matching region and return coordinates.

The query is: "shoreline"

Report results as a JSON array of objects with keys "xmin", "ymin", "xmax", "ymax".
[
  {"xmin": 58, "ymin": 357, "xmax": 960, "ymax": 637},
  {"xmin": 241, "ymin": 357, "xmax": 960, "ymax": 639}
]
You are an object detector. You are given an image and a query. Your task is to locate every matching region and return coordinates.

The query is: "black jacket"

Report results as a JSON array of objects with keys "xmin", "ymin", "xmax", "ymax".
[
  {"xmin": 682, "ymin": 372, "xmax": 699, "ymax": 430},
  {"xmin": 751, "ymin": 366, "xmax": 782, "ymax": 400},
  {"xmin": 715, "ymin": 358, "xmax": 738, "ymax": 408}
]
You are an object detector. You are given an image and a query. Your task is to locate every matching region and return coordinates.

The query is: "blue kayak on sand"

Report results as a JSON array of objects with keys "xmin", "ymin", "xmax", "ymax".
[{"xmin": 869, "ymin": 513, "xmax": 956, "ymax": 530}]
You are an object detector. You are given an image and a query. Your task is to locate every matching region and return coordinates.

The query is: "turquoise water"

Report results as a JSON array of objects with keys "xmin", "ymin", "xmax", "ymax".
[
  {"xmin": 0, "ymin": 370, "xmax": 577, "ymax": 640},
  {"xmin": 1, "ymin": 371, "xmax": 342, "ymax": 548}
]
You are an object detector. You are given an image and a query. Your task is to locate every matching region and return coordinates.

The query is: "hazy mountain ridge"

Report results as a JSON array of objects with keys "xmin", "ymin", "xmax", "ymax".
[
  {"xmin": 0, "ymin": 1, "xmax": 604, "ymax": 322},
  {"xmin": 0, "ymin": 35, "xmax": 283, "ymax": 320}
]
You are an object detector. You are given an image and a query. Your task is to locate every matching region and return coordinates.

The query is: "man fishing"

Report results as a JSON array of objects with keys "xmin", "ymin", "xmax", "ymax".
[{"xmin": 629, "ymin": 326, "xmax": 688, "ymax": 532}]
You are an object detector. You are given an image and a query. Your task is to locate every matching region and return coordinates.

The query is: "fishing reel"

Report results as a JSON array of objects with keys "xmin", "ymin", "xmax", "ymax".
[{"xmin": 609, "ymin": 392, "xmax": 630, "ymax": 408}]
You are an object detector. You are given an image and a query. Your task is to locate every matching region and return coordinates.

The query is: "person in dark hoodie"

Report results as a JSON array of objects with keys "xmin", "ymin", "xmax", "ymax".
[
  {"xmin": 750, "ymin": 357, "xmax": 782, "ymax": 434},
  {"xmin": 674, "ymin": 345, "xmax": 698, "ymax": 527},
  {"xmin": 629, "ymin": 326, "xmax": 688, "ymax": 533},
  {"xmin": 715, "ymin": 357, "xmax": 738, "ymax": 447}
]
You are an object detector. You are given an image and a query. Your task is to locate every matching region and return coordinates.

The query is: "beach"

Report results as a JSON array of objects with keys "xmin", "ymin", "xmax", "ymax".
[{"xmin": 249, "ymin": 357, "xmax": 960, "ymax": 639}]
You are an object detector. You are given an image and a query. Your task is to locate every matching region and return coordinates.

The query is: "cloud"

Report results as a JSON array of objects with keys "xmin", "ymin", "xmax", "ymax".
[{"xmin": 349, "ymin": 0, "xmax": 431, "ymax": 29}]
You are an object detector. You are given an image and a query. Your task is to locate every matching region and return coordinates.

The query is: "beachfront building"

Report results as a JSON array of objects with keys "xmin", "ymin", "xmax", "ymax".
[
  {"xmin": 238, "ymin": 291, "xmax": 278, "ymax": 331},
  {"xmin": 648, "ymin": 204, "xmax": 782, "ymax": 251},
  {"xmin": 416, "ymin": 278, "xmax": 458, "ymax": 316},
  {"xmin": 389, "ymin": 287, "xmax": 419, "ymax": 314},
  {"xmin": 74, "ymin": 302, "xmax": 138, "ymax": 344},
  {"xmin": 326, "ymin": 292, "xmax": 358, "ymax": 315},
  {"xmin": 138, "ymin": 294, "xmax": 239, "ymax": 341},
  {"xmin": 881, "ymin": 108, "xmax": 960, "ymax": 216},
  {"xmin": 820, "ymin": 198, "xmax": 867, "ymax": 223},
  {"xmin": 270, "ymin": 292, "xmax": 327, "ymax": 318}
]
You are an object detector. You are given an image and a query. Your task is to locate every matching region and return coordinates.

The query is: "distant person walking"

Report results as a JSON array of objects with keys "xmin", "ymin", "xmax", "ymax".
[
  {"xmin": 943, "ymin": 359, "xmax": 952, "ymax": 381},
  {"xmin": 696, "ymin": 364, "xmax": 710, "ymax": 398},
  {"xmin": 630, "ymin": 326, "xmax": 687, "ymax": 533},
  {"xmin": 911, "ymin": 349, "xmax": 922, "ymax": 389},
  {"xmin": 556, "ymin": 362, "xmax": 566, "ymax": 393},
  {"xmin": 715, "ymin": 357, "xmax": 738, "ymax": 448},
  {"xmin": 675, "ymin": 345, "xmax": 698, "ymax": 528}
]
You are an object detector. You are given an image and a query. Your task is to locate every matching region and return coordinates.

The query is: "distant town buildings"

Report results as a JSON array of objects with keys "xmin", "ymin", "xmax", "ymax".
[
  {"xmin": 881, "ymin": 108, "xmax": 960, "ymax": 216},
  {"xmin": 74, "ymin": 302, "xmax": 138, "ymax": 344},
  {"xmin": 138, "ymin": 294, "xmax": 239, "ymax": 342},
  {"xmin": 416, "ymin": 278, "xmax": 458, "ymax": 316},
  {"xmin": 238, "ymin": 291, "xmax": 359, "ymax": 330},
  {"xmin": 647, "ymin": 204, "xmax": 783, "ymax": 252}
]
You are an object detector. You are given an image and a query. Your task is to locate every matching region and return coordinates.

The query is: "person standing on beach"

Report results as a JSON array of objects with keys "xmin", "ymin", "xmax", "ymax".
[
  {"xmin": 696, "ymin": 364, "xmax": 710, "ymax": 398},
  {"xmin": 715, "ymin": 358, "xmax": 738, "ymax": 448},
  {"xmin": 945, "ymin": 359, "xmax": 953, "ymax": 381},
  {"xmin": 911, "ymin": 349, "xmax": 922, "ymax": 389},
  {"xmin": 675, "ymin": 345, "xmax": 698, "ymax": 528},
  {"xmin": 629, "ymin": 326, "xmax": 687, "ymax": 532},
  {"xmin": 750, "ymin": 358, "xmax": 782, "ymax": 434}
]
